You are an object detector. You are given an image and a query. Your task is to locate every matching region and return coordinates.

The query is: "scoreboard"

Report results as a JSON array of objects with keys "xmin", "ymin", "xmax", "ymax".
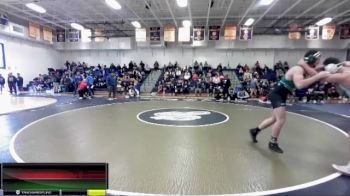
[{"xmin": 0, "ymin": 163, "xmax": 108, "ymax": 195}]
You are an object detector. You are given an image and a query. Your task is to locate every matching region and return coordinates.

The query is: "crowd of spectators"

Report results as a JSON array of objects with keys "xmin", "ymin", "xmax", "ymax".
[
  {"xmin": 154, "ymin": 59, "xmax": 346, "ymax": 103},
  {"xmin": 18, "ymin": 58, "xmax": 348, "ymax": 103},
  {"xmin": 154, "ymin": 61, "xmax": 233, "ymax": 99},
  {"xmin": 29, "ymin": 61, "xmax": 150, "ymax": 99},
  {"xmin": 235, "ymin": 60, "xmax": 345, "ymax": 103}
]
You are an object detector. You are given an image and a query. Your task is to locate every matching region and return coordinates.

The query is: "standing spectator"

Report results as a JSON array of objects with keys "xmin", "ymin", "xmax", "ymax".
[
  {"xmin": 106, "ymin": 72, "xmax": 117, "ymax": 100},
  {"xmin": 249, "ymin": 78, "xmax": 258, "ymax": 98},
  {"xmin": 62, "ymin": 75, "xmax": 71, "ymax": 93},
  {"xmin": 133, "ymin": 78, "xmax": 140, "ymax": 97},
  {"xmin": 86, "ymin": 73, "xmax": 94, "ymax": 98},
  {"xmin": 17, "ymin": 73, "xmax": 23, "ymax": 92},
  {"xmin": 51, "ymin": 73, "xmax": 60, "ymax": 93},
  {"xmin": 0, "ymin": 74, "xmax": 5, "ymax": 94},
  {"xmin": 140, "ymin": 61, "xmax": 145, "ymax": 71},
  {"xmin": 222, "ymin": 75, "xmax": 231, "ymax": 100},
  {"xmin": 73, "ymin": 72, "xmax": 83, "ymax": 95},
  {"xmin": 7, "ymin": 73, "xmax": 17, "ymax": 95}
]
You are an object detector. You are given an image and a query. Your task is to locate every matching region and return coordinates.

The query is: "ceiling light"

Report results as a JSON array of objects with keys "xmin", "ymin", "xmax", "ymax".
[
  {"xmin": 105, "ymin": 0, "xmax": 121, "ymax": 10},
  {"xmin": 132, "ymin": 21, "xmax": 141, "ymax": 28},
  {"xmin": 260, "ymin": 0, "xmax": 274, "ymax": 6},
  {"xmin": 70, "ymin": 23, "xmax": 84, "ymax": 31},
  {"xmin": 25, "ymin": 3, "xmax": 46, "ymax": 14},
  {"xmin": 177, "ymin": 0, "xmax": 188, "ymax": 7},
  {"xmin": 316, "ymin": 17, "xmax": 332, "ymax": 26},
  {"xmin": 244, "ymin": 18, "xmax": 255, "ymax": 26},
  {"xmin": 182, "ymin": 20, "xmax": 191, "ymax": 27}
]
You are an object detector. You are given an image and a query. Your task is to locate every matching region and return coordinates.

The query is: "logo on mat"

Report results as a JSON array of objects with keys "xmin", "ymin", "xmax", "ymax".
[{"xmin": 137, "ymin": 108, "xmax": 229, "ymax": 127}]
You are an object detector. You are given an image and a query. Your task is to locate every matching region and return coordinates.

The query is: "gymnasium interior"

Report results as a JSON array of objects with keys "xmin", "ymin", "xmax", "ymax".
[{"xmin": 0, "ymin": 0, "xmax": 349, "ymax": 195}]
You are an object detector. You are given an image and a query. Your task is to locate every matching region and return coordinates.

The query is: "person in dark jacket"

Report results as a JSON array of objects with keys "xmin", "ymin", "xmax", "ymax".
[
  {"xmin": 222, "ymin": 74, "xmax": 231, "ymax": 100},
  {"xmin": 7, "ymin": 73, "xmax": 17, "ymax": 95},
  {"xmin": 106, "ymin": 72, "xmax": 117, "ymax": 100},
  {"xmin": 16, "ymin": 73, "xmax": 23, "ymax": 92},
  {"xmin": 0, "ymin": 74, "xmax": 5, "ymax": 94}
]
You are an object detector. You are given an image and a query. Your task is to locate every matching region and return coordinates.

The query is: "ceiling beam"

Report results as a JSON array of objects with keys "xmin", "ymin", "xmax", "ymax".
[
  {"xmin": 205, "ymin": 0, "xmax": 212, "ymax": 27},
  {"xmin": 267, "ymin": 0, "xmax": 303, "ymax": 27},
  {"xmin": 143, "ymin": 0, "xmax": 162, "ymax": 27},
  {"xmin": 187, "ymin": 0, "xmax": 193, "ymax": 26},
  {"xmin": 221, "ymin": 0, "xmax": 235, "ymax": 28},
  {"xmin": 302, "ymin": 0, "xmax": 349, "ymax": 26},
  {"xmin": 165, "ymin": 0, "xmax": 178, "ymax": 27},
  {"xmin": 237, "ymin": 0, "xmax": 257, "ymax": 26},
  {"xmin": 95, "ymin": 0, "xmax": 129, "ymax": 36},
  {"xmin": 284, "ymin": 0, "xmax": 327, "ymax": 27},
  {"xmin": 0, "ymin": 2, "xmax": 66, "ymax": 29},
  {"xmin": 119, "ymin": 0, "xmax": 148, "ymax": 28},
  {"xmin": 66, "ymin": 15, "xmax": 322, "ymax": 22},
  {"xmin": 337, "ymin": 17, "xmax": 350, "ymax": 25},
  {"xmin": 253, "ymin": 0, "xmax": 279, "ymax": 25}
]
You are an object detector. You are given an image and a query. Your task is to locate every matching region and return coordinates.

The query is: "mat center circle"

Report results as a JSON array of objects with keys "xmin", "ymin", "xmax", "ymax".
[{"xmin": 137, "ymin": 107, "xmax": 229, "ymax": 127}]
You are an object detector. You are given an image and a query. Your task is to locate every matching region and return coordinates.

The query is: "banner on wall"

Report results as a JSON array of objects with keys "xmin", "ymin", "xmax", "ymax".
[
  {"xmin": 321, "ymin": 24, "xmax": 336, "ymax": 40},
  {"xmin": 150, "ymin": 27, "xmax": 161, "ymax": 42},
  {"xmin": 164, "ymin": 26, "xmax": 175, "ymax": 42},
  {"xmin": 178, "ymin": 27, "xmax": 190, "ymax": 42},
  {"xmin": 193, "ymin": 26, "xmax": 205, "ymax": 41},
  {"xmin": 288, "ymin": 23, "xmax": 301, "ymax": 40},
  {"xmin": 43, "ymin": 26, "xmax": 53, "ymax": 42},
  {"xmin": 224, "ymin": 25, "xmax": 236, "ymax": 40},
  {"xmin": 305, "ymin": 25, "xmax": 319, "ymax": 40},
  {"xmin": 68, "ymin": 29, "xmax": 80, "ymax": 42},
  {"xmin": 10, "ymin": 23, "xmax": 25, "ymax": 36},
  {"xmin": 239, "ymin": 26, "xmax": 253, "ymax": 40},
  {"xmin": 135, "ymin": 28, "xmax": 146, "ymax": 42},
  {"xmin": 28, "ymin": 21, "xmax": 40, "ymax": 40},
  {"xmin": 56, "ymin": 29, "xmax": 66, "ymax": 42},
  {"xmin": 81, "ymin": 29, "xmax": 91, "ymax": 42},
  {"xmin": 340, "ymin": 25, "xmax": 350, "ymax": 39},
  {"xmin": 209, "ymin": 26, "xmax": 220, "ymax": 40},
  {"xmin": 94, "ymin": 28, "xmax": 105, "ymax": 42}
]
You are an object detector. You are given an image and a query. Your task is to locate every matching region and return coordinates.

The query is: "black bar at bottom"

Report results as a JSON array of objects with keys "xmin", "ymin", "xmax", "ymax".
[{"xmin": 61, "ymin": 190, "xmax": 87, "ymax": 195}]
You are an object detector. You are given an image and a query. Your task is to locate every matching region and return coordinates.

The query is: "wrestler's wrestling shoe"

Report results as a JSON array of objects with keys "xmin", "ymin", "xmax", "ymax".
[
  {"xmin": 269, "ymin": 142, "xmax": 284, "ymax": 153},
  {"xmin": 332, "ymin": 162, "xmax": 350, "ymax": 175},
  {"xmin": 249, "ymin": 128, "xmax": 259, "ymax": 143}
]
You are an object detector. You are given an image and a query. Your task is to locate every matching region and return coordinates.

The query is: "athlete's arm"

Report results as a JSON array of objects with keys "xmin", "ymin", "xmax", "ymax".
[
  {"xmin": 342, "ymin": 61, "xmax": 350, "ymax": 67},
  {"xmin": 324, "ymin": 73, "xmax": 348, "ymax": 84},
  {"xmin": 293, "ymin": 69, "xmax": 330, "ymax": 89}
]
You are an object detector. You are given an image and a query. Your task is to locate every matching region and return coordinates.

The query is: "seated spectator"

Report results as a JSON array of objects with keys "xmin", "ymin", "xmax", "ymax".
[
  {"xmin": 328, "ymin": 86, "xmax": 340, "ymax": 99},
  {"xmin": 77, "ymin": 79, "xmax": 88, "ymax": 100},
  {"xmin": 243, "ymin": 64, "xmax": 250, "ymax": 72},
  {"xmin": 217, "ymin": 63, "xmax": 223, "ymax": 72},
  {"xmin": 236, "ymin": 63, "xmax": 243, "ymax": 70},
  {"xmin": 228, "ymin": 87, "xmax": 237, "ymax": 102},
  {"xmin": 184, "ymin": 71, "xmax": 191, "ymax": 81},
  {"xmin": 237, "ymin": 88, "xmax": 250, "ymax": 101},
  {"xmin": 214, "ymin": 87, "xmax": 224, "ymax": 101},
  {"xmin": 243, "ymin": 71, "xmax": 252, "ymax": 82},
  {"xmin": 283, "ymin": 61, "xmax": 289, "ymax": 71}
]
